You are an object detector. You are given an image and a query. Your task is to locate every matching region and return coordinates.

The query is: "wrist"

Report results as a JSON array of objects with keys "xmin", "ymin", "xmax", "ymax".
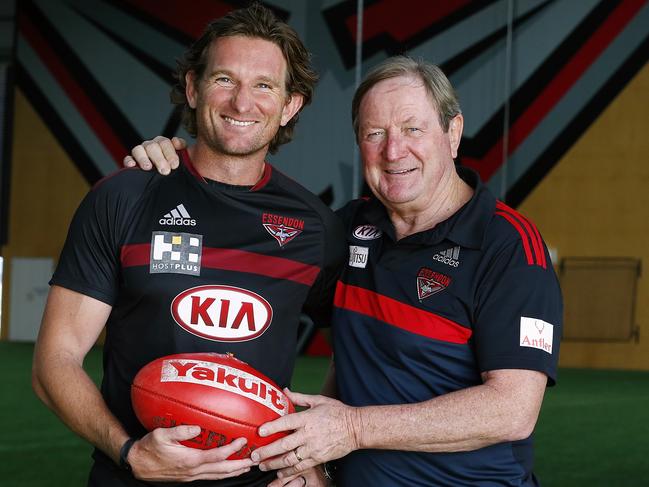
[
  {"xmin": 119, "ymin": 437, "xmax": 138, "ymax": 471},
  {"xmin": 347, "ymin": 406, "xmax": 364, "ymax": 451},
  {"xmin": 322, "ymin": 461, "xmax": 337, "ymax": 485}
]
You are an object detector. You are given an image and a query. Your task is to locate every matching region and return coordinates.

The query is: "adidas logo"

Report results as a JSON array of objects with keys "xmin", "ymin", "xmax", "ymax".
[
  {"xmin": 159, "ymin": 203, "xmax": 196, "ymax": 226},
  {"xmin": 433, "ymin": 246, "xmax": 460, "ymax": 267}
]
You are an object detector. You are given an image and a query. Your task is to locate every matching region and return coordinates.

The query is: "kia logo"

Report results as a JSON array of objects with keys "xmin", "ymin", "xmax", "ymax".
[
  {"xmin": 171, "ymin": 285, "xmax": 273, "ymax": 342},
  {"xmin": 352, "ymin": 225, "xmax": 382, "ymax": 240}
]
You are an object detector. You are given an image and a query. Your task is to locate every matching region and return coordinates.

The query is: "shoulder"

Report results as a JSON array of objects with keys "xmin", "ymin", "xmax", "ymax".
[
  {"xmin": 269, "ymin": 167, "xmax": 341, "ymax": 228},
  {"xmin": 91, "ymin": 167, "xmax": 161, "ymax": 195},
  {"xmin": 87, "ymin": 167, "xmax": 169, "ymax": 208},
  {"xmin": 486, "ymin": 200, "xmax": 548, "ymax": 269}
]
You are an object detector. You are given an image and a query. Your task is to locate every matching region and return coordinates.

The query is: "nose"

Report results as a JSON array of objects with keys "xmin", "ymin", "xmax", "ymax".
[
  {"xmin": 383, "ymin": 134, "xmax": 407, "ymax": 162},
  {"xmin": 231, "ymin": 85, "xmax": 254, "ymax": 113}
]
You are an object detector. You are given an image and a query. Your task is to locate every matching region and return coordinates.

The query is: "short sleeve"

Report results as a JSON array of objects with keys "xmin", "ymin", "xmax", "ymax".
[
  {"xmin": 473, "ymin": 240, "xmax": 562, "ymax": 385},
  {"xmin": 50, "ymin": 182, "xmax": 124, "ymax": 305},
  {"xmin": 301, "ymin": 212, "xmax": 346, "ymax": 327}
]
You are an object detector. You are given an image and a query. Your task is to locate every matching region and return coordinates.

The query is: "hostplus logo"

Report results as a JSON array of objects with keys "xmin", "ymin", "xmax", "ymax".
[
  {"xmin": 433, "ymin": 246, "xmax": 460, "ymax": 267},
  {"xmin": 159, "ymin": 204, "xmax": 196, "ymax": 226},
  {"xmin": 150, "ymin": 232, "xmax": 202, "ymax": 276}
]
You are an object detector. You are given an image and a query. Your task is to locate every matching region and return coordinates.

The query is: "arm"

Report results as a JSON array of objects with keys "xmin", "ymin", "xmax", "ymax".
[
  {"xmin": 252, "ymin": 368, "xmax": 547, "ymax": 476},
  {"xmin": 33, "ymin": 286, "xmax": 255, "ymax": 482},
  {"xmin": 123, "ymin": 136, "xmax": 186, "ymax": 174},
  {"xmin": 32, "ymin": 286, "xmax": 123, "ymax": 460}
]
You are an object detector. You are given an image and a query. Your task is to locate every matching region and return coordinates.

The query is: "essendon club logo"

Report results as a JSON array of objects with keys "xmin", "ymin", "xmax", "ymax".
[
  {"xmin": 262, "ymin": 212, "xmax": 304, "ymax": 247},
  {"xmin": 416, "ymin": 267, "xmax": 451, "ymax": 300}
]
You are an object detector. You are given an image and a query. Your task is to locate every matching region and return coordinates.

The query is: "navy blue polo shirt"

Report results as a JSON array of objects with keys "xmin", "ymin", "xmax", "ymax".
[{"xmin": 332, "ymin": 166, "xmax": 562, "ymax": 486}]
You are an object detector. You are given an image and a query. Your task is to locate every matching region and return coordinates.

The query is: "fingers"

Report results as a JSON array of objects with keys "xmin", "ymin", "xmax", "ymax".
[
  {"xmin": 157, "ymin": 424, "xmax": 202, "ymax": 443},
  {"xmin": 171, "ymin": 136, "xmax": 188, "ymax": 151},
  {"xmin": 283, "ymin": 389, "xmax": 323, "ymax": 408},
  {"xmin": 267, "ymin": 467, "xmax": 325, "ymax": 487},
  {"xmin": 259, "ymin": 449, "xmax": 314, "ymax": 474},
  {"xmin": 202, "ymin": 437, "xmax": 249, "ymax": 462},
  {"xmin": 142, "ymin": 139, "xmax": 174, "ymax": 175},
  {"xmin": 187, "ymin": 438, "xmax": 255, "ymax": 480},
  {"xmin": 258, "ymin": 414, "xmax": 298, "ymax": 439},
  {"xmin": 123, "ymin": 155, "xmax": 137, "ymax": 167},
  {"xmin": 153, "ymin": 136, "xmax": 180, "ymax": 171},
  {"xmin": 129, "ymin": 144, "xmax": 153, "ymax": 170},
  {"xmin": 252, "ymin": 428, "xmax": 302, "ymax": 462},
  {"xmin": 270, "ymin": 474, "xmax": 307, "ymax": 487},
  {"xmin": 126, "ymin": 136, "xmax": 180, "ymax": 174}
]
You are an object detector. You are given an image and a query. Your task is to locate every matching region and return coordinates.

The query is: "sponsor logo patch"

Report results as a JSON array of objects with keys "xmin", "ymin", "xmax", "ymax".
[
  {"xmin": 433, "ymin": 245, "xmax": 461, "ymax": 267},
  {"xmin": 348, "ymin": 245, "xmax": 369, "ymax": 268},
  {"xmin": 416, "ymin": 267, "xmax": 451, "ymax": 300},
  {"xmin": 159, "ymin": 203, "xmax": 197, "ymax": 226},
  {"xmin": 150, "ymin": 231, "xmax": 202, "ymax": 275},
  {"xmin": 262, "ymin": 212, "xmax": 304, "ymax": 247},
  {"xmin": 352, "ymin": 224, "xmax": 382, "ymax": 241},
  {"xmin": 161, "ymin": 359, "xmax": 289, "ymax": 415},
  {"xmin": 520, "ymin": 317, "xmax": 554, "ymax": 354},
  {"xmin": 171, "ymin": 285, "xmax": 273, "ymax": 342}
]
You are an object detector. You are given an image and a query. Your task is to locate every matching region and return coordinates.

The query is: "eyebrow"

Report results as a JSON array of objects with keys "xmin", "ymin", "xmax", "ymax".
[{"xmin": 402, "ymin": 116, "xmax": 420, "ymax": 125}]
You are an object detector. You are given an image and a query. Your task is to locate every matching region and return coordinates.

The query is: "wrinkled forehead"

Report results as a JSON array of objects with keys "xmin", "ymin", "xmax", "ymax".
[{"xmin": 359, "ymin": 75, "xmax": 437, "ymax": 122}]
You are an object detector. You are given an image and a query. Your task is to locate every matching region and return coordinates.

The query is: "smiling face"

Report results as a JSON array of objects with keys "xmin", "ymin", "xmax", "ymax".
[
  {"xmin": 358, "ymin": 75, "xmax": 463, "ymax": 213},
  {"xmin": 186, "ymin": 35, "xmax": 303, "ymax": 160}
]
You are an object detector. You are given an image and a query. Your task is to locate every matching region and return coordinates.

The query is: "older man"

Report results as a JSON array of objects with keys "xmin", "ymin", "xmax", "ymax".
[
  {"xmin": 129, "ymin": 57, "xmax": 562, "ymax": 486},
  {"xmin": 254, "ymin": 57, "xmax": 562, "ymax": 486}
]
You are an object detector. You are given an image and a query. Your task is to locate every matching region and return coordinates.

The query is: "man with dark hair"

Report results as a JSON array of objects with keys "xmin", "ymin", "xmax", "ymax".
[{"xmin": 32, "ymin": 4, "xmax": 343, "ymax": 487}]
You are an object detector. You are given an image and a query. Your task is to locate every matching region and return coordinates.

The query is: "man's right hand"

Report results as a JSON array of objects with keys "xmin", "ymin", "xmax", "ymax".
[
  {"xmin": 129, "ymin": 425, "xmax": 256, "ymax": 482},
  {"xmin": 123, "ymin": 136, "xmax": 187, "ymax": 174}
]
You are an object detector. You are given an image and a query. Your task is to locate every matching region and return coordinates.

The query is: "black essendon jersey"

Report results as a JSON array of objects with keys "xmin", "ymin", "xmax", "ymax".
[{"xmin": 51, "ymin": 150, "xmax": 345, "ymax": 486}]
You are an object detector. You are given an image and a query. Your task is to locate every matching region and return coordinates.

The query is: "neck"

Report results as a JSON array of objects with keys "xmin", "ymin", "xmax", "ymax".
[
  {"xmin": 388, "ymin": 173, "xmax": 473, "ymax": 240},
  {"xmin": 188, "ymin": 143, "xmax": 267, "ymax": 186}
]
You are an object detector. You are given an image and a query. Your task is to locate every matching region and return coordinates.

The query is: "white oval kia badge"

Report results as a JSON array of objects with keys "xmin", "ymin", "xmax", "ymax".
[
  {"xmin": 171, "ymin": 285, "xmax": 273, "ymax": 342},
  {"xmin": 353, "ymin": 224, "xmax": 382, "ymax": 240}
]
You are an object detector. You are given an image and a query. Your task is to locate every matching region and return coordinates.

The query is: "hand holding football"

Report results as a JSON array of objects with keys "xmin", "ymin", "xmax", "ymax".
[{"xmin": 131, "ymin": 352, "xmax": 294, "ymax": 459}]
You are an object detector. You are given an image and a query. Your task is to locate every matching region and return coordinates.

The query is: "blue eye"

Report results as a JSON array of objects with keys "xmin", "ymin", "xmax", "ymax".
[
  {"xmin": 215, "ymin": 77, "xmax": 233, "ymax": 86},
  {"xmin": 366, "ymin": 131, "xmax": 384, "ymax": 140}
]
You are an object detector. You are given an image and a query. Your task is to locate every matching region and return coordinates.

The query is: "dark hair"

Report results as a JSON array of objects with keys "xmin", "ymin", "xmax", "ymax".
[
  {"xmin": 170, "ymin": 3, "xmax": 318, "ymax": 154},
  {"xmin": 351, "ymin": 56, "xmax": 461, "ymax": 139}
]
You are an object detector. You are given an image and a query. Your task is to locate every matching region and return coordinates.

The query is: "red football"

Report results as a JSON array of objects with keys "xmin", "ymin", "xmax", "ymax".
[{"xmin": 131, "ymin": 352, "xmax": 294, "ymax": 459}]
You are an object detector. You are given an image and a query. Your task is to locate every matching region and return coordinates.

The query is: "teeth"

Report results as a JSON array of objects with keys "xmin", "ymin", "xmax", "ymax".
[
  {"xmin": 224, "ymin": 116, "xmax": 255, "ymax": 127},
  {"xmin": 387, "ymin": 169, "xmax": 414, "ymax": 174}
]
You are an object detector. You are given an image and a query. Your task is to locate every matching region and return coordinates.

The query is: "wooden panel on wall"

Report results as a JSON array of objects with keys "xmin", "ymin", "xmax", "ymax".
[
  {"xmin": 560, "ymin": 257, "xmax": 640, "ymax": 342},
  {"xmin": 0, "ymin": 89, "xmax": 90, "ymax": 340},
  {"xmin": 519, "ymin": 63, "xmax": 649, "ymax": 370}
]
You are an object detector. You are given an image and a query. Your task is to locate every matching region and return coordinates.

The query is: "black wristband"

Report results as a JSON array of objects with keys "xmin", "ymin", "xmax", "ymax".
[{"xmin": 119, "ymin": 438, "xmax": 137, "ymax": 471}]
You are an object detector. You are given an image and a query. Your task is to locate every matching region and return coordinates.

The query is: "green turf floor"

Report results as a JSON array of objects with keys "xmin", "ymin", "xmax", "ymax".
[{"xmin": 1, "ymin": 341, "xmax": 648, "ymax": 486}]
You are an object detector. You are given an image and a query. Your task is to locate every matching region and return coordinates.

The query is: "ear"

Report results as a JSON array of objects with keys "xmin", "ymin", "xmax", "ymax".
[
  {"xmin": 448, "ymin": 114, "xmax": 464, "ymax": 159},
  {"xmin": 186, "ymin": 71, "xmax": 198, "ymax": 109},
  {"xmin": 280, "ymin": 93, "xmax": 304, "ymax": 127}
]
